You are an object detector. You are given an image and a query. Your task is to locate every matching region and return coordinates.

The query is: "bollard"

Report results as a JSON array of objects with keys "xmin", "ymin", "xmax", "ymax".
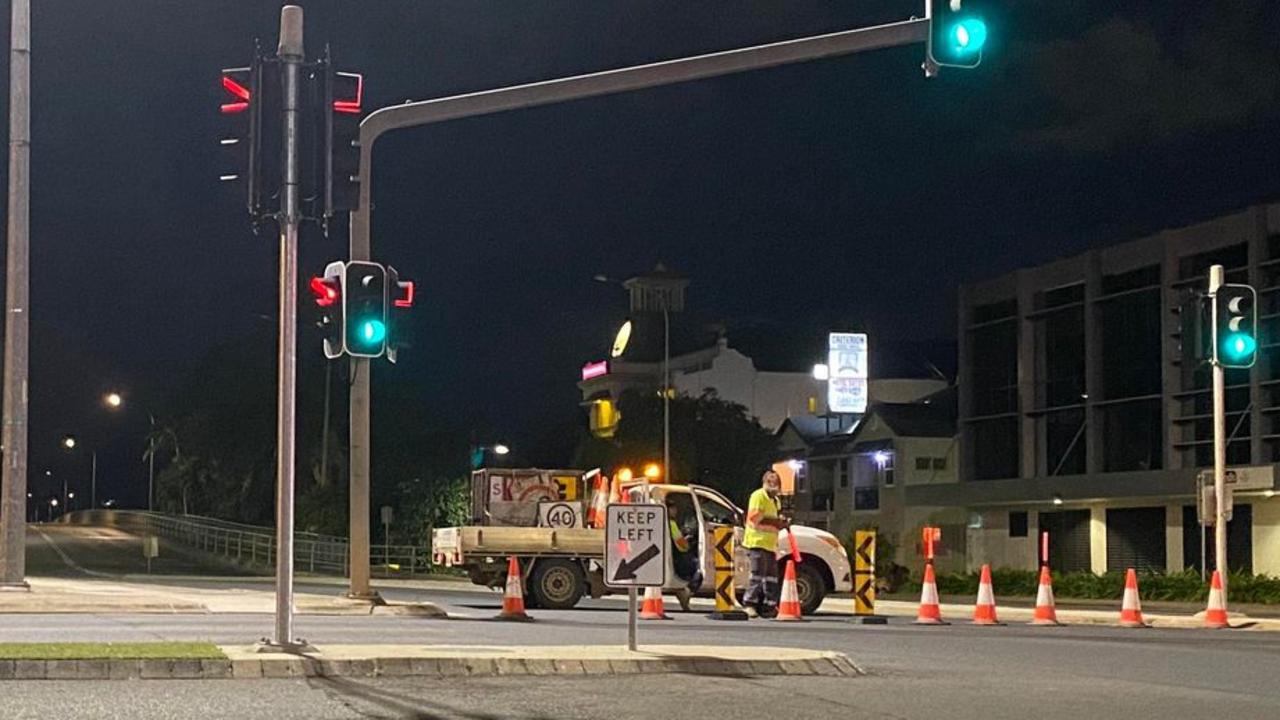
[{"xmin": 709, "ymin": 526, "xmax": 748, "ymax": 620}]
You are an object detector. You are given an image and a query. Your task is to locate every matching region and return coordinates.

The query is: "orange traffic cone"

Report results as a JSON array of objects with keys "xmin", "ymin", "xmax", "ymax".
[
  {"xmin": 1029, "ymin": 565, "xmax": 1062, "ymax": 626},
  {"xmin": 1119, "ymin": 568, "xmax": 1148, "ymax": 628},
  {"xmin": 972, "ymin": 564, "xmax": 1001, "ymax": 625},
  {"xmin": 496, "ymin": 556, "xmax": 532, "ymax": 621},
  {"xmin": 587, "ymin": 475, "xmax": 609, "ymax": 528},
  {"xmin": 915, "ymin": 562, "xmax": 946, "ymax": 625},
  {"xmin": 1203, "ymin": 570, "xmax": 1229, "ymax": 629},
  {"xmin": 639, "ymin": 585, "xmax": 670, "ymax": 620},
  {"xmin": 774, "ymin": 560, "xmax": 805, "ymax": 621}
]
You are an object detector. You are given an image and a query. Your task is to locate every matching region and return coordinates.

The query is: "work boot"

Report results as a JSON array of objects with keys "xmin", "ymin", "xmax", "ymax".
[
  {"xmin": 744, "ymin": 605, "xmax": 759, "ymax": 619},
  {"xmin": 759, "ymin": 605, "xmax": 778, "ymax": 619},
  {"xmin": 675, "ymin": 589, "xmax": 693, "ymax": 612}
]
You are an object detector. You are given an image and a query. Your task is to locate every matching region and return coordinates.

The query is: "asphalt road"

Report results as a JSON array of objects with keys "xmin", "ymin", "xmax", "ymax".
[
  {"xmin": 25, "ymin": 524, "xmax": 254, "ymax": 577},
  {"xmin": 10, "ymin": 526, "xmax": 1280, "ymax": 719}
]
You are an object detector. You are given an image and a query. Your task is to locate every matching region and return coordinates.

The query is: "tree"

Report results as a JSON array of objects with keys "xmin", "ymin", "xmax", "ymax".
[{"xmin": 574, "ymin": 389, "xmax": 778, "ymax": 506}]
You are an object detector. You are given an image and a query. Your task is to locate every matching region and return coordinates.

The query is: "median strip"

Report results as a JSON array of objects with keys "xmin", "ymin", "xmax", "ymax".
[{"xmin": 0, "ymin": 643, "xmax": 859, "ymax": 681}]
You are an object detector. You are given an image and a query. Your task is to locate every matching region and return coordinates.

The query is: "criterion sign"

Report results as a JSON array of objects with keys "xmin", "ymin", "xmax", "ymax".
[{"xmin": 604, "ymin": 503, "xmax": 668, "ymax": 587}]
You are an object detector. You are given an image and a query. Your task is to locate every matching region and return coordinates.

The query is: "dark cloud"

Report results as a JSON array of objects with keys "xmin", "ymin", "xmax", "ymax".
[{"xmin": 1015, "ymin": 5, "xmax": 1280, "ymax": 152}]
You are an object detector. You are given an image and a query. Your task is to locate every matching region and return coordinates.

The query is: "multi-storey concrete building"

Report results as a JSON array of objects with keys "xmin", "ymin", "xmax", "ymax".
[{"xmin": 911, "ymin": 202, "xmax": 1280, "ymax": 576}]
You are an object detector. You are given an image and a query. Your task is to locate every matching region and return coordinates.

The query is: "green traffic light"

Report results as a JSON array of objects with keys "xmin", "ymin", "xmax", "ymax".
[
  {"xmin": 952, "ymin": 18, "xmax": 988, "ymax": 54},
  {"xmin": 359, "ymin": 319, "xmax": 386, "ymax": 345},
  {"xmin": 1223, "ymin": 332, "xmax": 1257, "ymax": 360}
]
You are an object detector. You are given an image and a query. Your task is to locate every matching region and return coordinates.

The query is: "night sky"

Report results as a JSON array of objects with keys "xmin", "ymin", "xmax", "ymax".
[{"xmin": 2, "ymin": 1, "xmax": 1278, "ymax": 505}]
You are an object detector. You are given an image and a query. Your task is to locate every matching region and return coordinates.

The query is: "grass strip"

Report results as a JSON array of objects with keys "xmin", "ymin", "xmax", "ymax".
[{"xmin": 0, "ymin": 642, "xmax": 225, "ymax": 660}]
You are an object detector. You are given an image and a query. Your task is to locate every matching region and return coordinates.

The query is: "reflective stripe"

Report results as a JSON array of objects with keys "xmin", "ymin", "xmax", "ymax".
[{"xmin": 670, "ymin": 519, "xmax": 690, "ymax": 552}]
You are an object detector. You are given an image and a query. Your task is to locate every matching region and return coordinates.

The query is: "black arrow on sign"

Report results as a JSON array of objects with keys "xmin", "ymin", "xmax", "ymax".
[{"xmin": 613, "ymin": 544, "xmax": 660, "ymax": 581}]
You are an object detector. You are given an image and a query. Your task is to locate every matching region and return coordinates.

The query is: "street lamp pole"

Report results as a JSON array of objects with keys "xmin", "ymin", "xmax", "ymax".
[
  {"xmin": 662, "ymin": 296, "xmax": 670, "ymax": 479},
  {"xmin": 148, "ymin": 415, "xmax": 155, "ymax": 513}
]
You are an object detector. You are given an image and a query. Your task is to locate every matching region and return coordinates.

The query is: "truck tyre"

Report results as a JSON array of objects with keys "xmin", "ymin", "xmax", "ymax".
[
  {"xmin": 528, "ymin": 559, "xmax": 585, "ymax": 610},
  {"xmin": 793, "ymin": 562, "xmax": 826, "ymax": 616}
]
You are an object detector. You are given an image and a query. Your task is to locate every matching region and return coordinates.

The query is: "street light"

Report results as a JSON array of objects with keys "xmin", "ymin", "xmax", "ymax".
[
  {"xmin": 470, "ymin": 443, "xmax": 512, "ymax": 469},
  {"xmin": 61, "ymin": 434, "xmax": 99, "ymax": 511},
  {"xmin": 103, "ymin": 389, "xmax": 158, "ymax": 512}
]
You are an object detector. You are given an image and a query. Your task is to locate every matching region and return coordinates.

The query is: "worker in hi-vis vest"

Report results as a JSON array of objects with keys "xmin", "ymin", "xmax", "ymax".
[{"xmin": 742, "ymin": 469, "xmax": 788, "ymax": 618}]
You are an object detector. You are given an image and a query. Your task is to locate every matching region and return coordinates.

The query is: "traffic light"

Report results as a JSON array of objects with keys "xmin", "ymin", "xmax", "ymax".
[
  {"xmin": 1214, "ymin": 283, "xmax": 1258, "ymax": 368},
  {"xmin": 343, "ymin": 261, "xmax": 387, "ymax": 358},
  {"xmin": 1175, "ymin": 290, "xmax": 1210, "ymax": 369},
  {"xmin": 325, "ymin": 63, "xmax": 363, "ymax": 217},
  {"xmin": 216, "ymin": 64, "xmax": 256, "ymax": 214},
  {"xmin": 309, "ymin": 261, "xmax": 344, "ymax": 359},
  {"xmin": 927, "ymin": 0, "xmax": 988, "ymax": 70},
  {"xmin": 217, "ymin": 50, "xmax": 280, "ymax": 221},
  {"xmin": 384, "ymin": 265, "xmax": 415, "ymax": 364}
]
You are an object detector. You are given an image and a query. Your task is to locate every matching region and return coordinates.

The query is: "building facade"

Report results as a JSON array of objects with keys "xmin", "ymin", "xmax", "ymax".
[{"xmin": 912, "ymin": 202, "xmax": 1280, "ymax": 575}]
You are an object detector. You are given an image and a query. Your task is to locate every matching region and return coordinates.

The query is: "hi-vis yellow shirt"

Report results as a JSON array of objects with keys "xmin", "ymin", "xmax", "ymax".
[{"xmin": 743, "ymin": 488, "xmax": 780, "ymax": 552}]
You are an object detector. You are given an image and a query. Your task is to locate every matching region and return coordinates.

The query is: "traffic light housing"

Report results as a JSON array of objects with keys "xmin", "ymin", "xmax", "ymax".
[
  {"xmin": 343, "ymin": 261, "xmax": 387, "ymax": 358},
  {"xmin": 310, "ymin": 261, "xmax": 344, "ymax": 359},
  {"xmin": 1214, "ymin": 283, "xmax": 1258, "ymax": 369},
  {"xmin": 384, "ymin": 265, "xmax": 415, "ymax": 364},
  {"xmin": 927, "ymin": 0, "xmax": 988, "ymax": 70},
  {"xmin": 217, "ymin": 51, "xmax": 280, "ymax": 221},
  {"xmin": 1175, "ymin": 290, "xmax": 1210, "ymax": 369},
  {"xmin": 325, "ymin": 64, "xmax": 363, "ymax": 217}
]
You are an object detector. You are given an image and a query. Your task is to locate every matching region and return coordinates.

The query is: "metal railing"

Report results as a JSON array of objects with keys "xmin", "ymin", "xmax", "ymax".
[{"xmin": 60, "ymin": 509, "xmax": 427, "ymax": 577}]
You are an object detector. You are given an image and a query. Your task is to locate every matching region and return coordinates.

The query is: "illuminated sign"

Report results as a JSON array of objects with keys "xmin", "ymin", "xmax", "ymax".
[
  {"xmin": 827, "ymin": 332, "xmax": 868, "ymax": 414},
  {"xmin": 611, "ymin": 320, "xmax": 633, "ymax": 358},
  {"xmin": 581, "ymin": 360, "xmax": 610, "ymax": 381}
]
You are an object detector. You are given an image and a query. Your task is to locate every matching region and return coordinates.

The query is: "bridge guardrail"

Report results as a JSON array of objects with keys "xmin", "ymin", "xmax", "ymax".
[{"xmin": 59, "ymin": 509, "xmax": 426, "ymax": 577}]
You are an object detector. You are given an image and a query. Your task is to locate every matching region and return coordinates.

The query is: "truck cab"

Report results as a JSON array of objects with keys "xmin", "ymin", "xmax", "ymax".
[{"xmin": 641, "ymin": 483, "xmax": 852, "ymax": 614}]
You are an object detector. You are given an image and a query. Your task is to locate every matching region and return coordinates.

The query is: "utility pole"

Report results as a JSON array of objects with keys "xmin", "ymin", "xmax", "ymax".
[
  {"xmin": 264, "ymin": 4, "xmax": 305, "ymax": 651},
  {"xmin": 1208, "ymin": 264, "xmax": 1228, "ymax": 598},
  {"xmin": 0, "ymin": 0, "xmax": 31, "ymax": 590}
]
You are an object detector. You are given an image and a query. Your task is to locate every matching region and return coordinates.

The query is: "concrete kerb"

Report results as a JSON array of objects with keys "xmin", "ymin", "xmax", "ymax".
[{"xmin": 0, "ymin": 645, "xmax": 859, "ymax": 681}]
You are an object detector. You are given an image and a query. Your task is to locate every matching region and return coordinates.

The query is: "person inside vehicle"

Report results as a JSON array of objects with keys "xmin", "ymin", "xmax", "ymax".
[{"xmin": 664, "ymin": 493, "xmax": 701, "ymax": 590}]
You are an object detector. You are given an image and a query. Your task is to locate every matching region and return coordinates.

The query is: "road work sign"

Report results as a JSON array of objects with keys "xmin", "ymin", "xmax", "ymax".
[
  {"xmin": 604, "ymin": 503, "xmax": 667, "ymax": 588},
  {"xmin": 853, "ymin": 530, "xmax": 876, "ymax": 615},
  {"xmin": 709, "ymin": 525, "xmax": 747, "ymax": 620}
]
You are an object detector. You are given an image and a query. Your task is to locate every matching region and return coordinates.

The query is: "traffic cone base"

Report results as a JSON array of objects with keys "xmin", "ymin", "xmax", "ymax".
[
  {"xmin": 915, "ymin": 562, "xmax": 948, "ymax": 625},
  {"xmin": 972, "ymin": 564, "xmax": 1002, "ymax": 626},
  {"xmin": 495, "ymin": 556, "xmax": 533, "ymax": 622},
  {"xmin": 774, "ymin": 560, "xmax": 805, "ymax": 622},
  {"xmin": 1204, "ymin": 570, "xmax": 1230, "ymax": 629},
  {"xmin": 1029, "ymin": 566, "xmax": 1062, "ymax": 626},
  {"xmin": 1119, "ymin": 568, "xmax": 1148, "ymax": 628},
  {"xmin": 639, "ymin": 585, "xmax": 671, "ymax": 620}
]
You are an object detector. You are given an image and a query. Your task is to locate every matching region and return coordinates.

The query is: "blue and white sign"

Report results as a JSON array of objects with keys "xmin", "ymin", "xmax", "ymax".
[{"xmin": 828, "ymin": 332, "xmax": 868, "ymax": 414}]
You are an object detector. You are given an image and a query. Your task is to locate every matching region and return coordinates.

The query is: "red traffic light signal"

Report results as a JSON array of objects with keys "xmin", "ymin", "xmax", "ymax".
[{"xmin": 309, "ymin": 275, "xmax": 339, "ymax": 307}]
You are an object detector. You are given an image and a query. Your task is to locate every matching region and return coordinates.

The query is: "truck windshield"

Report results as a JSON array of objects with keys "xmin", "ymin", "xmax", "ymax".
[{"xmin": 696, "ymin": 493, "xmax": 738, "ymax": 525}]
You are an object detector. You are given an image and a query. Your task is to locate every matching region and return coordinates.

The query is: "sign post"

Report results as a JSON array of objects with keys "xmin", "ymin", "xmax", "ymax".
[
  {"xmin": 605, "ymin": 503, "xmax": 668, "ymax": 650},
  {"xmin": 851, "ymin": 529, "xmax": 886, "ymax": 624},
  {"xmin": 708, "ymin": 526, "xmax": 747, "ymax": 621}
]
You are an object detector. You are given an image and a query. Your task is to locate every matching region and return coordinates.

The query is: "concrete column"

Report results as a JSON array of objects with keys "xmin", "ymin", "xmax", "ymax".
[
  {"xmin": 1160, "ymin": 239, "xmax": 1184, "ymax": 470},
  {"xmin": 1083, "ymin": 252, "xmax": 1104, "ymax": 476},
  {"xmin": 1089, "ymin": 505, "xmax": 1107, "ymax": 574},
  {"xmin": 1164, "ymin": 504, "xmax": 1184, "ymax": 573},
  {"xmin": 957, "ymin": 284, "xmax": 974, "ymax": 484},
  {"xmin": 1248, "ymin": 211, "xmax": 1265, "ymax": 465},
  {"xmin": 1252, "ymin": 496, "xmax": 1280, "ymax": 576},
  {"xmin": 1016, "ymin": 271, "xmax": 1037, "ymax": 478}
]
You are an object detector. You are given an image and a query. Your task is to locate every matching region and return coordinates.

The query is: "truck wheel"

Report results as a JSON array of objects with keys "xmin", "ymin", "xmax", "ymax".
[
  {"xmin": 793, "ymin": 562, "xmax": 826, "ymax": 616},
  {"xmin": 528, "ymin": 559, "xmax": 585, "ymax": 610}
]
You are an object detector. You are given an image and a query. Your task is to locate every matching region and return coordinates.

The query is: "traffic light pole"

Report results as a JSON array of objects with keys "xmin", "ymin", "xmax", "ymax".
[
  {"xmin": 263, "ymin": 5, "xmax": 306, "ymax": 651},
  {"xmin": 1209, "ymin": 264, "xmax": 1228, "ymax": 598},
  {"xmin": 345, "ymin": 14, "xmax": 931, "ymax": 599}
]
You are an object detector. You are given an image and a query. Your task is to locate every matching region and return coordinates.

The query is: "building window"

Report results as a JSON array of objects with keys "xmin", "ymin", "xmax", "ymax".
[
  {"xmin": 876, "ymin": 451, "xmax": 895, "ymax": 487},
  {"xmin": 1009, "ymin": 511, "xmax": 1029, "ymax": 538},
  {"xmin": 838, "ymin": 459, "xmax": 849, "ymax": 488},
  {"xmin": 972, "ymin": 416, "xmax": 1019, "ymax": 480},
  {"xmin": 795, "ymin": 462, "xmax": 807, "ymax": 493},
  {"xmin": 854, "ymin": 487, "xmax": 879, "ymax": 511},
  {"xmin": 916, "ymin": 457, "xmax": 931, "ymax": 470},
  {"xmin": 932, "ymin": 457, "xmax": 946, "ymax": 470}
]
